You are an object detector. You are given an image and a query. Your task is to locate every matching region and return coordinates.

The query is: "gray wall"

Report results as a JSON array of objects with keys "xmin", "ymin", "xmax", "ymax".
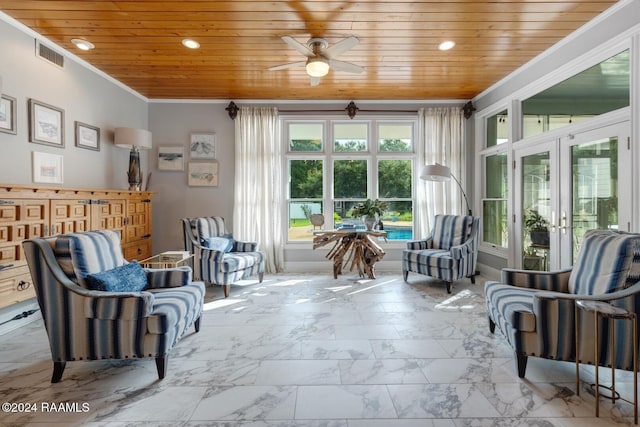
[
  {"xmin": 147, "ymin": 102, "xmax": 235, "ymax": 253},
  {"xmin": 0, "ymin": 17, "xmax": 148, "ymax": 189}
]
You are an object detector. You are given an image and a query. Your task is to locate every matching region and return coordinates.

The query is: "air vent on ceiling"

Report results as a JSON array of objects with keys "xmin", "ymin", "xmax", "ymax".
[{"xmin": 35, "ymin": 40, "xmax": 64, "ymax": 68}]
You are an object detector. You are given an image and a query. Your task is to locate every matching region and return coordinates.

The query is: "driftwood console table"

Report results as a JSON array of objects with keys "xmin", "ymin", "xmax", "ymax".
[{"xmin": 312, "ymin": 230, "xmax": 387, "ymax": 279}]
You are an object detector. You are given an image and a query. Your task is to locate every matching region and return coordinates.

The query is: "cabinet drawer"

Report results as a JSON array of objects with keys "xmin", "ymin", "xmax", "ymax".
[
  {"xmin": 0, "ymin": 266, "xmax": 36, "ymax": 309},
  {"xmin": 123, "ymin": 239, "xmax": 152, "ymax": 261}
]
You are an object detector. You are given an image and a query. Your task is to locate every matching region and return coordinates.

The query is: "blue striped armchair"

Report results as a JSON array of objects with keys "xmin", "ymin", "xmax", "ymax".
[
  {"xmin": 402, "ymin": 215, "xmax": 480, "ymax": 293},
  {"xmin": 485, "ymin": 229, "xmax": 640, "ymax": 378},
  {"xmin": 23, "ymin": 230, "xmax": 205, "ymax": 383},
  {"xmin": 181, "ymin": 217, "xmax": 265, "ymax": 297}
]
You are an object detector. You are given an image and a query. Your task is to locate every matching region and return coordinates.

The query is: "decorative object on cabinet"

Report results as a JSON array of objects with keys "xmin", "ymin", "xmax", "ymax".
[
  {"xmin": 158, "ymin": 146, "xmax": 185, "ymax": 171},
  {"xmin": 0, "ymin": 184, "xmax": 154, "ymax": 311},
  {"xmin": 420, "ymin": 163, "xmax": 472, "ymax": 215},
  {"xmin": 114, "ymin": 127, "xmax": 153, "ymax": 191},
  {"xmin": 188, "ymin": 161, "xmax": 218, "ymax": 186},
  {"xmin": 190, "ymin": 132, "xmax": 216, "ymax": 159},
  {"xmin": 0, "ymin": 94, "xmax": 17, "ymax": 134},
  {"xmin": 28, "ymin": 99, "xmax": 64, "ymax": 147},
  {"xmin": 32, "ymin": 152, "xmax": 63, "ymax": 184},
  {"xmin": 74, "ymin": 121, "xmax": 100, "ymax": 151}
]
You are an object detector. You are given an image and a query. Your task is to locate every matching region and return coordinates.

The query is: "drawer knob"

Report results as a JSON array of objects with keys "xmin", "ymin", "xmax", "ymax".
[{"xmin": 17, "ymin": 280, "xmax": 31, "ymax": 291}]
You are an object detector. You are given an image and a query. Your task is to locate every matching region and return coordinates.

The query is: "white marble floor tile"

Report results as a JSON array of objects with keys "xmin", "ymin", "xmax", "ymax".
[
  {"xmin": 371, "ymin": 339, "xmax": 450, "ymax": 359},
  {"xmin": 295, "ymin": 385, "xmax": 397, "ymax": 419},
  {"xmin": 339, "ymin": 359, "xmax": 428, "ymax": 384},
  {"xmin": 349, "ymin": 420, "xmax": 455, "ymax": 427},
  {"xmin": 334, "ymin": 324, "xmax": 401, "ymax": 340},
  {"xmin": 190, "ymin": 385, "xmax": 297, "ymax": 420},
  {"xmin": 387, "ymin": 384, "xmax": 501, "ymax": 418},
  {"xmin": 418, "ymin": 358, "xmax": 516, "ymax": 384},
  {"xmin": 300, "ymin": 339, "xmax": 374, "ymax": 360},
  {"xmin": 254, "ymin": 360, "xmax": 341, "ymax": 385}
]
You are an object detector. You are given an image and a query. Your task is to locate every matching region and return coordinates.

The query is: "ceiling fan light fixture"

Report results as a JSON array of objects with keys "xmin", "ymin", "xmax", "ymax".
[{"xmin": 306, "ymin": 57, "xmax": 329, "ymax": 77}]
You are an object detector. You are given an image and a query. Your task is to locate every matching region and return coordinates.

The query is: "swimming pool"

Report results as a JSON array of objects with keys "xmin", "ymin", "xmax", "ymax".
[{"xmin": 384, "ymin": 225, "xmax": 413, "ymax": 240}]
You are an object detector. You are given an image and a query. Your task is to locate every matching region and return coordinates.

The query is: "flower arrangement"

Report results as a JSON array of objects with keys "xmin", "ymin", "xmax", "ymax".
[{"xmin": 350, "ymin": 199, "xmax": 388, "ymax": 218}]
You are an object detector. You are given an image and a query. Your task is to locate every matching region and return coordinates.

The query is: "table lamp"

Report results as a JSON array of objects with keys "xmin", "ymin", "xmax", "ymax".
[
  {"xmin": 114, "ymin": 127, "xmax": 152, "ymax": 191},
  {"xmin": 420, "ymin": 163, "xmax": 472, "ymax": 215}
]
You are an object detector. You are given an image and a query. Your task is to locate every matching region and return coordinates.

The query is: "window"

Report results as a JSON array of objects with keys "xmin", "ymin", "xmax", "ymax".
[
  {"xmin": 486, "ymin": 110, "xmax": 508, "ymax": 148},
  {"xmin": 482, "ymin": 153, "xmax": 509, "ymax": 247},
  {"xmin": 522, "ymin": 50, "xmax": 630, "ymax": 139},
  {"xmin": 285, "ymin": 118, "xmax": 416, "ymax": 242}
]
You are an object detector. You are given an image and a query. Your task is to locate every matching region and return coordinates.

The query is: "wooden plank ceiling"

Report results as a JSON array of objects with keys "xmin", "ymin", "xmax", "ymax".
[{"xmin": 0, "ymin": 1, "xmax": 618, "ymax": 100}]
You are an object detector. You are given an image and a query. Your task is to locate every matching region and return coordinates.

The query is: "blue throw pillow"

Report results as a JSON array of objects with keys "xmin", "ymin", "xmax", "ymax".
[
  {"xmin": 204, "ymin": 236, "xmax": 234, "ymax": 252},
  {"xmin": 85, "ymin": 261, "xmax": 148, "ymax": 292}
]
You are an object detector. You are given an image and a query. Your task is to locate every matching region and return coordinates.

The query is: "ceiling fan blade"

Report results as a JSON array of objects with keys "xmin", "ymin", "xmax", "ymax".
[
  {"xmin": 268, "ymin": 61, "xmax": 306, "ymax": 71},
  {"xmin": 310, "ymin": 76, "xmax": 321, "ymax": 86},
  {"xmin": 281, "ymin": 35, "xmax": 315, "ymax": 57},
  {"xmin": 323, "ymin": 36, "xmax": 359, "ymax": 58},
  {"xmin": 329, "ymin": 59, "xmax": 365, "ymax": 74}
]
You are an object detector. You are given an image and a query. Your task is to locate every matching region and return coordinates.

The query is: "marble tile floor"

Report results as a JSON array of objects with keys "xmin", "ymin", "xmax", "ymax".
[{"xmin": 0, "ymin": 272, "xmax": 638, "ymax": 426}]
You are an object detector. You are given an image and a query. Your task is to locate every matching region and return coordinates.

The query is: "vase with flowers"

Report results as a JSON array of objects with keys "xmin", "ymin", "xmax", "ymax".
[{"xmin": 350, "ymin": 199, "xmax": 388, "ymax": 230}]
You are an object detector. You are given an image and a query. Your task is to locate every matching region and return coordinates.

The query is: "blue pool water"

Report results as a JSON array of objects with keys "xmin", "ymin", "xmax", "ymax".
[
  {"xmin": 335, "ymin": 223, "xmax": 413, "ymax": 240},
  {"xmin": 384, "ymin": 225, "xmax": 413, "ymax": 240}
]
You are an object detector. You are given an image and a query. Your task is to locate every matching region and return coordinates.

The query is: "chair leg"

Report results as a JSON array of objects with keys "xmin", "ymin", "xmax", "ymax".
[
  {"xmin": 223, "ymin": 284, "xmax": 230, "ymax": 298},
  {"xmin": 258, "ymin": 272, "xmax": 264, "ymax": 283},
  {"xmin": 155, "ymin": 356, "xmax": 168, "ymax": 380},
  {"xmin": 446, "ymin": 281, "xmax": 452, "ymax": 294},
  {"xmin": 194, "ymin": 316, "xmax": 201, "ymax": 333},
  {"xmin": 403, "ymin": 270, "xmax": 409, "ymax": 282},
  {"xmin": 470, "ymin": 274, "xmax": 476, "ymax": 284},
  {"xmin": 51, "ymin": 361, "xmax": 66, "ymax": 383},
  {"xmin": 489, "ymin": 316, "xmax": 495, "ymax": 334},
  {"xmin": 516, "ymin": 352, "xmax": 528, "ymax": 378}
]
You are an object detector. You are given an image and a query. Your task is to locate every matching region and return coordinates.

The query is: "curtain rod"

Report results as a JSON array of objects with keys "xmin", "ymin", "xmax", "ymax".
[{"xmin": 225, "ymin": 101, "xmax": 475, "ymax": 120}]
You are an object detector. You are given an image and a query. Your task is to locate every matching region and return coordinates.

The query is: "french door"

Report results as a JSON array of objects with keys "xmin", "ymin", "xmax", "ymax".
[{"xmin": 514, "ymin": 121, "xmax": 631, "ymax": 270}]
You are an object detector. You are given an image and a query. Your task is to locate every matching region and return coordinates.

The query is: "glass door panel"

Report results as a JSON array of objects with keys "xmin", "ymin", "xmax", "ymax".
[
  {"xmin": 570, "ymin": 138, "xmax": 618, "ymax": 260},
  {"xmin": 522, "ymin": 151, "xmax": 553, "ymax": 270}
]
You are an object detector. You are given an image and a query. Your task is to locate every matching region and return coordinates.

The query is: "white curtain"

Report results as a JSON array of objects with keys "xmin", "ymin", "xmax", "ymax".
[
  {"xmin": 233, "ymin": 106, "xmax": 284, "ymax": 273},
  {"xmin": 416, "ymin": 107, "xmax": 466, "ymax": 237}
]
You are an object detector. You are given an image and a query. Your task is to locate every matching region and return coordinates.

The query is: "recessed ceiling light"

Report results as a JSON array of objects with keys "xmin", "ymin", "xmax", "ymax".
[
  {"xmin": 438, "ymin": 40, "xmax": 456, "ymax": 51},
  {"xmin": 182, "ymin": 39, "xmax": 200, "ymax": 49},
  {"xmin": 71, "ymin": 38, "xmax": 95, "ymax": 51}
]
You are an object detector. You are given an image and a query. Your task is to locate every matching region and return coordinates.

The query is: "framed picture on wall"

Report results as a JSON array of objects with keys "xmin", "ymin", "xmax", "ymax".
[
  {"xmin": 32, "ymin": 151, "xmax": 63, "ymax": 184},
  {"xmin": 188, "ymin": 161, "xmax": 218, "ymax": 186},
  {"xmin": 158, "ymin": 146, "xmax": 185, "ymax": 171},
  {"xmin": 28, "ymin": 99, "xmax": 65, "ymax": 147},
  {"xmin": 0, "ymin": 94, "xmax": 17, "ymax": 134},
  {"xmin": 190, "ymin": 132, "xmax": 216, "ymax": 159},
  {"xmin": 74, "ymin": 121, "xmax": 100, "ymax": 151}
]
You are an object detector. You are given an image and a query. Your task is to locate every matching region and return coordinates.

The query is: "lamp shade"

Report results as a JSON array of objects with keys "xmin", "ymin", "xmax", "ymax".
[
  {"xmin": 114, "ymin": 127, "xmax": 152, "ymax": 150},
  {"xmin": 306, "ymin": 57, "xmax": 329, "ymax": 77},
  {"xmin": 420, "ymin": 163, "xmax": 451, "ymax": 182}
]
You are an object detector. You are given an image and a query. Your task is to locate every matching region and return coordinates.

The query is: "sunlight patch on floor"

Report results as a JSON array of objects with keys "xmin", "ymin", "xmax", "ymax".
[
  {"xmin": 203, "ymin": 298, "xmax": 247, "ymax": 311},
  {"xmin": 435, "ymin": 289, "xmax": 478, "ymax": 311},
  {"xmin": 268, "ymin": 279, "xmax": 312, "ymax": 287},
  {"xmin": 347, "ymin": 279, "xmax": 396, "ymax": 295}
]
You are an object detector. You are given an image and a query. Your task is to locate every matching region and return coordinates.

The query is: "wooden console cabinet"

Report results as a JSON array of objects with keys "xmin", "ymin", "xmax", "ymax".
[{"xmin": 0, "ymin": 185, "xmax": 153, "ymax": 309}]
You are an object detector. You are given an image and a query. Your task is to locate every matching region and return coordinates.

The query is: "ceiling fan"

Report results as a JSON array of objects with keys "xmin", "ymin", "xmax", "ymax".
[{"xmin": 268, "ymin": 35, "xmax": 365, "ymax": 86}]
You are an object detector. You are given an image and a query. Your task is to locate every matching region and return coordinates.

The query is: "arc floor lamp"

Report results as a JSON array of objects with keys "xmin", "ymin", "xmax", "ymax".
[{"xmin": 420, "ymin": 163, "xmax": 472, "ymax": 216}]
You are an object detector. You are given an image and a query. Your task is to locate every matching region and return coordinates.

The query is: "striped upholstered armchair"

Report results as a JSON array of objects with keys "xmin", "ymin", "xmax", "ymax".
[
  {"xmin": 402, "ymin": 215, "xmax": 480, "ymax": 293},
  {"xmin": 485, "ymin": 229, "xmax": 640, "ymax": 378},
  {"xmin": 23, "ymin": 230, "xmax": 204, "ymax": 383},
  {"xmin": 181, "ymin": 216, "xmax": 265, "ymax": 297}
]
